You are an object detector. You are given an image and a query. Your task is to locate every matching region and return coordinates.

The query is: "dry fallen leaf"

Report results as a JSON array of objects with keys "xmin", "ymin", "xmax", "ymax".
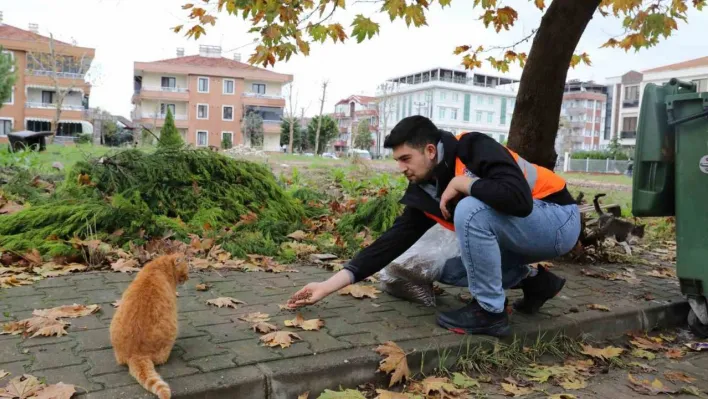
[
  {"xmin": 559, "ymin": 378, "xmax": 587, "ymax": 390},
  {"xmin": 548, "ymin": 395, "xmax": 577, "ymax": 399},
  {"xmin": 195, "ymin": 283, "xmax": 209, "ymax": 291},
  {"xmin": 663, "ymin": 371, "xmax": 696, "ymax": 384},
  {"xmin": 680, "ymin": 386, "xmax": 704, "ymax": 397},
  {"xmin": 645, "ymin": 268, "xmax": 676, "ymax": 279},
  {"xmin": 1, "ymin": 317, "xmax": 69, "ymax": 338},
  {"xmin": 581, "ymin": 344, "xmax": 624, "ymax": 360},
  {"xmin": 666, "ymin": 348, "xmax": 685, "ymax": 359},
  {"xmin": 32, "ymin": 382, "xmax": 76, "ymax": 399},
  {"xmin": 111, "ymin": 300, "xmax": 122, "ymax": 308},
  {"xmin": 627, "ymin": 374, "xmax": 676, "ymax": 395},
  {"xmin": 33, "ymin": 304, "xmax": 100, "ymax": 319},
  {"xmin": 374, "ymin": 341, "xmax": 410, "ymax": 387},
  {"xmin": 0, "ymin": 374, "xmax": 43, "ymax": 398},
  {"xmin": 631, "ymin": 337, "xmax": 666, "ymax": 351},
  {"xmin": 23, "ymin": 250, "xmax": 42, "ymax": 266},
  {"xmin": 252, "ymin": 322, "xmax": 279, "ymax": 334},
  {"xmin": 111, "ymin": 258, "xmax": 140, "ymax": 273},
  {"xmin": 451, "ymin": 372, "xmax": 480, "ymax": 388},
  {"xmin": 260, "ymin": 331, "xmax": 301, "ymax": 348},
  {"xmin": 0, "ymin": 275, "xmax": 34, "ymax": 289},
  {"xmin": 631, "ymin": 349, "xmax": 656, "ymax": 360},
  {"xmin": 501, "ymin": 381, "xmax": 533, "ymax": 397},
  {"xmin": 190, "ymin": 258, "xmax": 211, "ymax": 270},
  {"xmin": 287, "ymin": 230, "xmax": 308, "ymax": 240},
  {"xmin": 629, "ymin": 362, "xmax": 657, "ymax": 373},
  {"xmin": 297, "ymin": 392, "xmax": 309, "ymax": 399},
  {"xmin": 206, "ymin": 297, "xmax": 246, "ymax": 309},
  {"xmin": 421, "ymin": 376, "xmax": 465, "ymax": 397},
  {"xmin": 284, "ymin": 313, "xmax": 324, "ymax": 331},
  {"xmin": 374, "ymin": 390, "xmax": 418, "ymax": 399},
  {"xmin": 587, "ymin": 304, "xmax": 610, "ymax": 312},
  {"xmin": 339, "ymin": 285, "xmax": 381, "ymax": 299},
  {"xmin": 238, "ymin": 312, "xmax": 271, "ymax": 323},
  {"xmin": 0, "ymin": 199, "xmax": 24, "ymax": 215},
  {"xmin": 0, "ymin": 370, "xmax": 7, "ymax": 379}
]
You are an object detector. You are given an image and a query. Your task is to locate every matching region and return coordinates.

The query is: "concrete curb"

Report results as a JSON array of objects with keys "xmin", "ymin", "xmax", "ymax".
[{"xmin": 161, "ymin": 297, "xmax": 689, "ymax": 399}]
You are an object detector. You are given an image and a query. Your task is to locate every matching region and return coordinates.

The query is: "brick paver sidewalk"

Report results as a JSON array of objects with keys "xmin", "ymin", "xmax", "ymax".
[{"xmin": 0, "ymin": 261, "xmax": 687, "ymax": 398}]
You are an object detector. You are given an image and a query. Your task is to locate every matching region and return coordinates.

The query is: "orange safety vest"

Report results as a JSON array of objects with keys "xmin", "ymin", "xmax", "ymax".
[{"xmin": 424, "ymin": 132, "xmax": 567, "ymax": 231}]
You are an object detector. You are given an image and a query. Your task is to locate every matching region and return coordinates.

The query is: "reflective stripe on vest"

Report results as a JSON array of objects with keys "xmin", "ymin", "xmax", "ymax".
[{"xmin": 423, "ymin": 132, "xmax": 567, "ymax": 232}]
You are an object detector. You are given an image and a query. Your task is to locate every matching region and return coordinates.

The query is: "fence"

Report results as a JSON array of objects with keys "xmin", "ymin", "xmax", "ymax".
[{"xmin": 562, "ymin": 153, "xmax": 631, "ymax": 174}]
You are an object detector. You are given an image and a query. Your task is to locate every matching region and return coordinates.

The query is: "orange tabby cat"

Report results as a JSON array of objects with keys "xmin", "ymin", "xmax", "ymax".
[{"xmin": 109, "ymin": 253, "xmax": 189, "ymax": 399}]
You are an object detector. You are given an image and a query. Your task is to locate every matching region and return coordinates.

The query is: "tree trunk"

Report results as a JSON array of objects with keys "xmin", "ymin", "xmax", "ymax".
[
  {"xmin": 314, "ymin": 81, "xmax": 328, "ymax": 155},
  {"xmin": 507, "ymin": 0, "xmax": 601, "ymax": 170},
  {"xmin": 288, "ymin": 116, "xmax": 294, "ymax": 154}
]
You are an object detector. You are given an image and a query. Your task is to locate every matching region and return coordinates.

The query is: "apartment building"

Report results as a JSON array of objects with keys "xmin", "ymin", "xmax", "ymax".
[
  {"xmin": 606, "ymin": 55, "xmax": 708, "ymax": 148},
  {"xmin": 377, "ymin": 67, "xmax": 519, "ymax": 154},
  {"xmin": 332, "ymin": 95, "xmax": 378, "ymax": 152},
  {"xmin": 132, "ymin": 45, "xmax": 292, "ymax": 151},
  {"xmin": 556, "ymin": 80, "xmax": 608, "ymax": 153},
  {"xmin": 0, "ymin": 18, "xmax": 95, "ymax": 143}
]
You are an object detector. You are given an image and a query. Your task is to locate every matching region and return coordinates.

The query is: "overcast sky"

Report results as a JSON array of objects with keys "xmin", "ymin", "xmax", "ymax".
[{"xmin": 4, "ymin": 0, "xmax": 708, "ymax": 118}]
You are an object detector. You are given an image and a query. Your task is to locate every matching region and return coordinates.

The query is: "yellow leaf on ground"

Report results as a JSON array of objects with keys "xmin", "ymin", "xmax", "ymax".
[
  {"xmin": 663, "ymin": 371, "xmax": 696, "ymax": 384},
  {"xmin": 284, "ymin": 313, "xmax": 324, "ymax": 331},
  {"xmin": 252, "ymin": 322, "xmax": 278, "ymax": 334},
  {"xmin": 627, "ymin": 374, "xmax": 676, "ymax": 395},
  {"xmin": 190, "ymin": 258, "xmax": 211, "ymax": 270},
  {"xmin": 629, "ymin": 362, "xmax": 657, "ymax": 373},
  {"xmin": 195, "ymin": 283, "xmax": 209, "ymax": 291},
  {"xmin": 111, "ymin": 258, "xmax": 140, "ymax": 273},
  {"xmin": 631, "ymin": 349, "xmax": 656, "ymax": 360},
  {"xmin": 259, "ymin": 331, "xmax": 301, "ymax": 348},
  {"xmin": 33, "ymin": 304, "xmax": 100, "ymax": 319},
  {"xmin": 559, "ymin": 378, "xmax": 587, "ymax": 390},
  {"xmin": 374, "ymin": 341, "xmax": 410, "ymax": 387},
  {"xmin": 421, "ymin": 376, "xmax": 465, "ymax": 396},
  {"xmin": 581, "ymin": 344, "xmax": 624, "ymax": 360},
  {"xmin": 0, "ymin": 275, "xmax": 34, "ymax": 289},
  {"xmin": 238, "ymin": 312, "xmax": 270, "ymax": 323},
  {"xmin": 452, "ymin": 372, "xmax": 480, "ymax": 388},
  {"xmin": 374, "ymin": 390, "xmax": 419, "ymax": 399},
  {"xmin": 501, "ymin": 381, "xmax": 533, "ymax": 397},
  {"xmin": 206, "ymin": 297, "xmax": 245, "ymax": 309},
  {"xmin": 339, "ymin": 284, "xmax": 381, "ymax": 299},
  {"xmin": 631, "ymin": 337, "xmax": 666, "ymax": 351},
  {"xmin": 32, "ymin": 382, "xmax": 76, "ymax": 399},
  {"xmin": 0, "ymin": 374, "xmax": 43, "ymax": 398}
]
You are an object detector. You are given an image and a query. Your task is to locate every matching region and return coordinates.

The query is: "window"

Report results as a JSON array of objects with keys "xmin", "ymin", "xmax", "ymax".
[
  {"xmin": 3, "ymin": 86, "xmax": 13, "ymax": 105},
  {"xmin": 252, "ymin": 83, "xmax": 266, "ymax": 94},
  {"xmin": 622, "ymin": 117, "xmax": 638, "ymax": 132},
  {"xmin": 222, "ymin": 105, "xmax": 234, "ymax": 121},
  {"xmin": 42, "ymin": 91, "xmax": 54, "ymax": 105},
  {"xmin": 197, "ymin": 104, "xmax": 209, "ymax": 119},
  {"xmin": 160, "ymin": 103, "xmax": 176, "ymax": 116},
  {"xmin": 692, "ymin": 78, "xmax": 708, "ymax": 91},
  {"xmin": 1, "ymin": 50, "xmax": 14, "ymax": 72},
  {"xmin": 624, "ymin": 85, "xmax": 639, "ymax": 101},
  {"xmin": 477, "ymin": 95, "xmax": 483, "ymax": 105},
  {"xmin": 244, "ymin": 105, "xmax": 283, "ymax": 121},
  {"xmin": 198, "ymin": 77, "xmax": 209, "ymax": 93},
  {"xmin": 223, "ymin": 79, "xmax": 235, "ymax": 94},
  {"xmin": 196, "ymin": 130, "xmax": 208, "ymax": 147},
  {"xmin": 487, "ymin": 112, "xmax": 494, "ymax": 123},
  {"xmin": 0, "ymin": 119, "xmax": 12, "ymax": 136},
  {"xmin": 438, "ymin": 107, "xmax": 446, "ymax": 119},
  {"xmin": 439, "ymin": 91, "xmax": 446, "ymax": 100},
  {"xmin": 476, "ymin": 111, "xmax": 483, "ymax": 122},
  {"xmin": 222, "ymin": 131, "xmax": 233, "ymax": 145},
  {"xmin": 452, "ymin": 92, "xmax": 459, "ymax": 102},
  {"xmin": 488, "ymin": 96, "xmax": 494, "ymax": 105},
  {"xmin": 161, "ymin": 77, "xmax": 176, "ymax": 89},
  {"xmin": 450, "ymin": 108, "xmax": 458, "ymax": 120}
]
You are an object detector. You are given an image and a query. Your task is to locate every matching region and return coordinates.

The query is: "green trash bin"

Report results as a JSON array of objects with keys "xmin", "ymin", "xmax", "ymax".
[{"xmin": 632, "ymin": 78, "xmax": 708, "ymax": 337}]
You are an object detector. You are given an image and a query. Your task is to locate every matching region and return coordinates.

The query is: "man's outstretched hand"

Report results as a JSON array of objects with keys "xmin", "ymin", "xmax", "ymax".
[{"xmin": 287, "ymin": 282, "xmax": 329, "ymax": 308}]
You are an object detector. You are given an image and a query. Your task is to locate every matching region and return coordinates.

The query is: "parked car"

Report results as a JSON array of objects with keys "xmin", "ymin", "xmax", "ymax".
[
  {"xmin": 322, "ymin": 152, "xmax": 339, "ymax": 159},
  {"xmin": 348, "ymin": 149, "xmax": 372, "ymax": 160}
]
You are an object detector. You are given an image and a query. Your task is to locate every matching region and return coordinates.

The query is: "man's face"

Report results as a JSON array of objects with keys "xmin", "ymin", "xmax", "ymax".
[{"xmin": 392, "ymin": 143, "xmax": 437, "ymax": 183}]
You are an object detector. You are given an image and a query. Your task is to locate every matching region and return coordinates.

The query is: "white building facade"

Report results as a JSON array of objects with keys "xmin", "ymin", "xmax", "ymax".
[
  {"xmin": 606, "ymin": 56, "xmax": 708, "ymax": 148},
  {"xmin": 377, "ymin": 67, "xmax": 519, "ymax": 154}
]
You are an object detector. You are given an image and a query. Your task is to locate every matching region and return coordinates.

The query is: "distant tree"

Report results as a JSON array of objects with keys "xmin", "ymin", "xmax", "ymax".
[
  {"xmin": 354, "ymin": 119, "xmax": 372, "ymax": 150},
  {"xmin": 0, "ymin": 46, "xmax": 16, "ymax": 110},
  {"xmin": 281, "ymin": 119, "xmax": 304, "ymax": 152},
  {"xmin": 307, "ymin": 115, "xmax": 338, "ymax": 154},
  {"xmin": 158, "ymin": 107, "xmax": 184, "ymax": 148},
  {"xmin": 242, "ymin": 111, "xmax": 264, "ymax": 147}
]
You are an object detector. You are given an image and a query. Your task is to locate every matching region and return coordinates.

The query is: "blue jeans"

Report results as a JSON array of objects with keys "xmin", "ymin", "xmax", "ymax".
[{"xmin": 437, "ymin": 197, "xmax": 581, "ymax": 313}]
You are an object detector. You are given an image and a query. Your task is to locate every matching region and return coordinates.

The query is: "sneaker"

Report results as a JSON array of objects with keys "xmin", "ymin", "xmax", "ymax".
[
  {"xmin": 436, "ymin": 301, "xmax": 512, "ymax": 337},
  {"xmin": 512, "ymin": 266, "xmax": 565, "ymax": 314}
]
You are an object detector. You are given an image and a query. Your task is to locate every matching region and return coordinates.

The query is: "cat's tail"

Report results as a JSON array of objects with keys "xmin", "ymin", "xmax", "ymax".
[{"xmin": 127, "ymin": 356, "xmax": 171, "ymax": 399}]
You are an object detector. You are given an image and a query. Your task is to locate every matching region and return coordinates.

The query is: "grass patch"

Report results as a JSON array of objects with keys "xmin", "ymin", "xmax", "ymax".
[{"xmin": 559, "ymin": 172, "xmax": 632, "ymax": 185}]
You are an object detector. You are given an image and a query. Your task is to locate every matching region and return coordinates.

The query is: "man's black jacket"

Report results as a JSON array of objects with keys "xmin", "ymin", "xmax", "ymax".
[{"xmin": 343, "ymin": 130, "xmax": 575, "ymax": 283}]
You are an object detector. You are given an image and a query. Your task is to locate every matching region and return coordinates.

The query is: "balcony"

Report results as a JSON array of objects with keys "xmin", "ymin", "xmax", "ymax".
[
  {"xmin": 141, "ymin": 112, "xmax": 188, "ymax": 120},
  {"xmin": 565, "ymin": 106, "xmax": 586, "ymax": 116},
  {"xmin": 241, "ymin": 92, "xmax": 286, "ymax": 107},
  {"xmin": 135, "ymin": 86, "xmax": 189, "ymax": 102},
  {"xmin": 620, "ymin": 130, "xmax": 637, "ymax": 139},
  {"xmin": 26, "ymin": 69, "xmax": 85, "ymax": 80},
  {"xmin": 242, "ymin": 92, "xmax": 284, "ymax": 100},
  {"xmin": 135, "ymin": 112, "xmax": 189, "ymax": 129},
  {"xmin": 26, "ymin": 102, "xmax": 84, "ymax": 111},
  {"xmin": 570, "ymin": 120, "xmax": 586, "ymax": 129},
  {"xmin": 622, "ymin": 99, "xmax": 639, "ymax": 108}
]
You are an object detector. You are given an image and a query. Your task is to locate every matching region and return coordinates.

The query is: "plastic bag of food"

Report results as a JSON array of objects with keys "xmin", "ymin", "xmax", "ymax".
[{"xmin": 379, "ymin": 224, "xmax": 460, "ymax": 307}]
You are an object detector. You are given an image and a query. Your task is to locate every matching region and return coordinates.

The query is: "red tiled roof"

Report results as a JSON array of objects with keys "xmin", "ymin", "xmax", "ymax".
[
  {"xmin": 336, "ymin": 95, "xmax": 377, "ymax": 106},
  {"xmin": 145, "ymin": 55, "xmax": 287, "ymax": 77},
  {"xmin": 643, "ymin": 56, "xmax": 708, "ymax": 74},
  {"xmin": 0, "ymin": 23, "xmax": 71, "ymax": 45}
]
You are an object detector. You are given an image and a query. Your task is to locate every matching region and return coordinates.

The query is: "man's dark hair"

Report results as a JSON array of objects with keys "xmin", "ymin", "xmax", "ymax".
[{"xmin": 383, "ymin": 116, "xmax": 441, "ymax": 150}]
